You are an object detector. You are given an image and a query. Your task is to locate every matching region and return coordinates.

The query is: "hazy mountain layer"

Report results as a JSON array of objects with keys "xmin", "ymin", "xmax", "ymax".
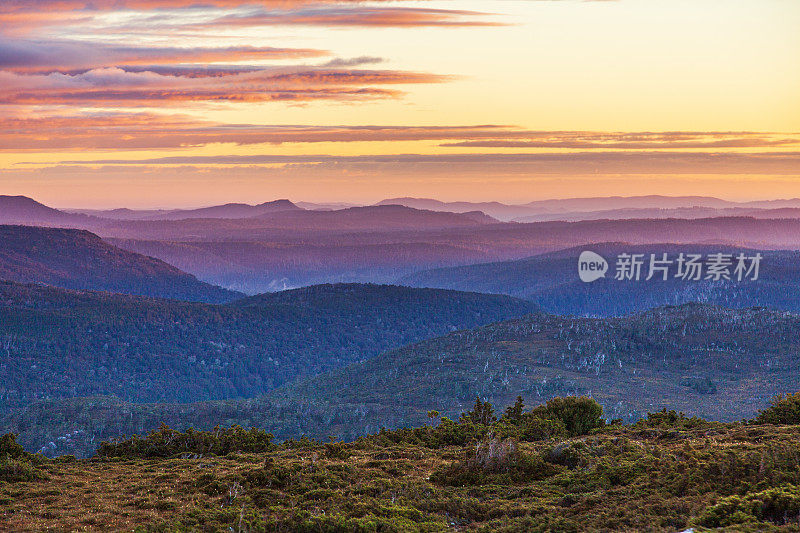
[
  {"xmin": 0, "ymin": 225, "xmax": 239, "ymax": 303},
  {"xmin": 402, "ymin": 243, "xmax": 800, "ymax": 316},
  {"xmin": 9, "ymin": 195, "xmax": 800, "ymax": 295}
]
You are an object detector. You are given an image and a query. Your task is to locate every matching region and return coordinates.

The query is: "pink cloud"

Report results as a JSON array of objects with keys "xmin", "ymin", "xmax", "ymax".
[
  {"xmin": 0, "ymin": 39, "xmax": 327, "ymax": 74},
  {"xmin": 0, "ymin": 66, "xmax": 446, "ymax": 106},
  {"xmin": 194, "ymin": 7, "xmax": 506, "ymax": 29}
]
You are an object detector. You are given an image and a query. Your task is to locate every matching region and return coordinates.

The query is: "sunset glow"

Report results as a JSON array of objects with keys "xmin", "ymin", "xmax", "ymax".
[{"xmin": 1, "ymin": 0, "xmax": 799, "ymax": 207}]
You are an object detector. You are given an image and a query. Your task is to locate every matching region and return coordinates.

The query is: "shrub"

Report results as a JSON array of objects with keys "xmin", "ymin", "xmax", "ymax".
[
  {"xmin": 324, "ymin": 440, "xmax": 351, "ymax": 460},
  {"xmin": 365, "ymin": 417, "xmax": 487, "ymax": 449},
  {"xmin": 681, "ymin": 376, "xmax": 717, "ymax": 395},
  {"xmin": 459, "ymin": 397, "xmax": 497, "ymax": 426},
  {"xmin": 431, "ymin": 437, "xmax": 558, "ymax": 486},
  {"xmin": 698, "ymin": 485, "xmax": 800, "ymax": 527},
  {"xmin": 365, "ymin": 396, "xmax": 598, "ymax": 449},
  {"xmin": 636, "ymin": 409, "xmax": 711, "ymax": 430},
  {"xmin": 545, "ymin": 441, "xmax": 589, "ymax": 469},
  {"xmin": 97, "ymin": 424, "xmax": 275, "ymax": 458},
  {"xmin": 495, "ymin": 416, "xmax": 566, "ymax": 442},
  {"xmin": 0, "ymin": 433, "xmax": 26, "ymax": 459},
  {"xmin": 502, "ymin": 396, "xmax": 526, "ymax": 424},
  {"xmin": 0, "ymin": 455, "xmax": 43, "ymax": 482},
  {"xmin": 528, "ymin": 396, "xmax": 604, "ymax": 437},
  {"xmin": 754, "ymin": 392, "xmax": 800, "ymax": 425}
]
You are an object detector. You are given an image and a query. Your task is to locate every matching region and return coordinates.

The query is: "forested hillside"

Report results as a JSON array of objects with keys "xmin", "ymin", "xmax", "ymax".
[
  {"xmin": 0, "ymin": 281, "xmax": 537, "ymax": 408},
  {"xmin": 6, "ymin": 303, "xmax": 800, "ymax": 459}
]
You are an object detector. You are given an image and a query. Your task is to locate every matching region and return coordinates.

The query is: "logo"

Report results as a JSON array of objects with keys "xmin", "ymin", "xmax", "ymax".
[{"xmin": 578, "ymin": 251, "xmax": 608, "ymax": 283}]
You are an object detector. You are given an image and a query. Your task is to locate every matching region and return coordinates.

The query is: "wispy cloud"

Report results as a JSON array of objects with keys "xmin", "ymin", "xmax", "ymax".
[
  {"xmin": 0, "ymin": 0, "xmax": 411, "ymax": 11},
  {"xmin": 0, "ymin": 39, "xmax": 327, "ymax": 74},
  {"xmin": 0, "ymin": 116, "xmax": 511, "ymax": 150},
  {"xmin": 0, "ymin": 66, "xmax": 446, "ymax": 106},
  {"xmin": 3, "ymin": 116, "xmax": 797, "ymax": 152},
  {"xmin": 187, "ymin": 7, "xmax": 507, "ymax": 29},
  {"xmin": 41, "ymin": 151, "xmax": 800, "ymax": 175},
  {"xmin": 440, "ymin": 132, "xmax": 800, "ymax": 150}
]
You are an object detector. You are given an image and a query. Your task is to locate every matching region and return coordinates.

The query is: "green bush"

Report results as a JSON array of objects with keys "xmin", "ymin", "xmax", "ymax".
[
  {"xmin": 459, "ymin": 397, "xmax": 497, "ymax": 426},
  {"xmin": 495, "ymin": 416, "xmax": 567, "ymax": 442},
  {"xmin": 698, "ymin": 484, "xmax": 800, "ymax": 527},
  {"xmin": 636, "ymin": 409, "xmax": 711, "ymax": 430},
  {"xmin": 324, "ymin": 440, "xmax": 351, "ymax": 460},
  {"xmin": 0, "ymin": 433, "xmax": 26, "ymax": 459},
  {"xmin": 528, "ymin": 396, "xmax": 604, "ymax": 437},
  {"xmin": 681, "ymin": 376, "xmax": 717, "ymax": 395},
  {"xmin": 97, "ymin": 424, "xmax": 275, "ymax": 458},
  {"xmin": 363, "ymin": 396, "xmax": 600, "ymax": 450},
  {"xmin": 501, "ymin": 396, "xmax": 526, "ymax": 424},
  {"xmin": 431, "ymin": 437, "xmax": 558, "ymax": 486},
  {"xmin": 0, "ymin": 455, "xmax": 43, "ymax": 482},
  {"xmin": 545, "ymin": 441, "xmax": 590, "ymax": 469},
  {"xmin": 754, "ymin": 392, "xmax": 800, "ymax": 425}
]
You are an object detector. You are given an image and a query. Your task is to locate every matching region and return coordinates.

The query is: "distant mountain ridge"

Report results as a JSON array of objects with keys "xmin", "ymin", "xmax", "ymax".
[
  {"xmin": 521, "ymin": 194, "xmax": 738, "ymax": 211},
  {"xmin": 0, "ymin": 195, "xmax": 96, "ymax": 225},
  {"xmin": 16, "ymin": 194, "xmax": 800, "ymax": 227},
  {"xmin": 512, "ymin": 206, "xmax": 800, "ymax": 223},
  {"xmin": 10, "ymin": 195, "xmax": 800, "ymax": 294},
  {"xmin": 0, "ymin": 225, "xmax": 239, "ymax": 303},
  {"xmin": 376, "ymin": 198, "xmax": 536, "ymax": 221},
  {"xmin": 376, "ymin": 195, "xmax": 800, "ymax": 221},
  {"xmin": 252, "ymin": 204, "xmax": 498, "ymax": 228},
  {"xmin": 69, "ymin": 199, "xmax": 302, "ymax": 220}
]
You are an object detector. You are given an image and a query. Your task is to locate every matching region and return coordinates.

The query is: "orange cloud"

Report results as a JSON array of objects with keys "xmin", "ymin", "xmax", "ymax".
[
  {"xmin": 48, "ymin": 151, "xmax": 800, "ymax": 176},
  {"xmin": 3, "ymin": 116, "xmax": 797, "ymax": 152},
  {"xmin": 440, "ymin": 132, "xmax": 800, "ymax": 150},
  {"xmin": 0, "ymin": 115, "xmax": 517, "ymax": 150}
]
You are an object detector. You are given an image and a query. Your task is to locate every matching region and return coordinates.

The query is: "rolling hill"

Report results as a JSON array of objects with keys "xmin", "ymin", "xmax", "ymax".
[
  {"xmin": 7, "ymin": 303, "xmax": 800, "ymax": 458},
  {"xmin": 265, "ymin": 303, "xmax": 800, "ymax": 438},
  {"xmin": 0, "ymin": 281, "xmax": 538, "ymax": 409},
  {"xmin": 106, "ymin": 217, "xmax": 800, "ymax": 293},
  {"xmin": 0, "ymin": 225, "xmax": 239, "ymax": 302}
]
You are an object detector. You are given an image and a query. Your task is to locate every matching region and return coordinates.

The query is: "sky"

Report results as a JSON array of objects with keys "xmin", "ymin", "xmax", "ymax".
[{"xmin": 0, "ymin": 0, "xmax": 799, "ymax": 208}]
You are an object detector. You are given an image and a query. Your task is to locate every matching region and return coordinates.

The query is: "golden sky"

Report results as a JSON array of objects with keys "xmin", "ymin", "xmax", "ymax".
[{"xmin": 1, "ymin": 0, "xmax": 799, "ymax": 207}]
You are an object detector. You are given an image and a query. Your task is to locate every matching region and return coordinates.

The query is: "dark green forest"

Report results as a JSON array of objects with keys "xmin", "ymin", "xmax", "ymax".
[
  {"xmin": 5, "ymin": 301, "xmax": 800, "ymax": 459},
  {"xmin": 0, "ymin": 281, "xmax": 537, "ymax": 408}
]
